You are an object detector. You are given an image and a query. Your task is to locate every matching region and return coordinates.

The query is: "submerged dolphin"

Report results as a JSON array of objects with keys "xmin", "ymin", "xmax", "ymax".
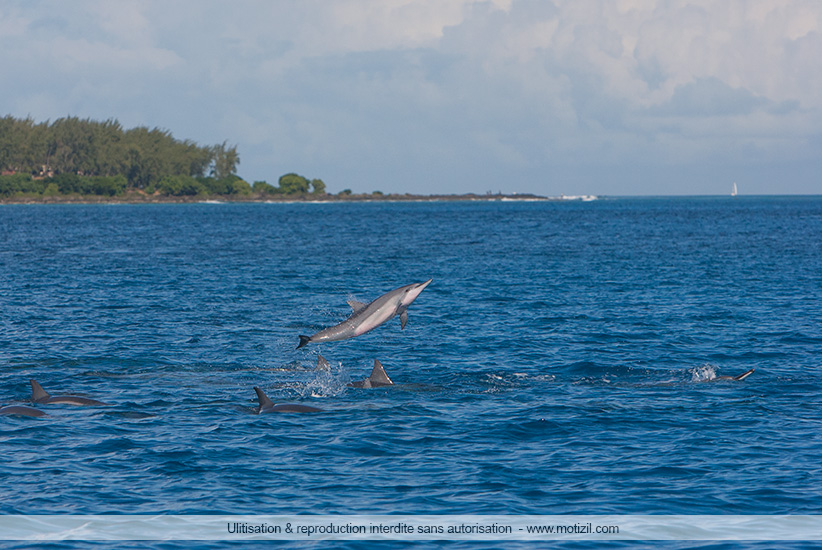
[
  {"xmin": 253, "ymin": 387, "xmax": 323, "ymax": 413},
  {"xmin": 30, "ymin": 379, "xmax": 109, "ymax": 406},
  {"xmin": 315, "ymin": 354, "xmax": 331, "ymax": 372},
  {"xmin": 297, "ymin": 279, "xmax": 432, "ymax": 349},
  {"xmin": 713, "ymin": 368, "xmax": 755, "ymax": 381},
  {"xmin": 0, "ymin": 405, "xmax": 47, "ymax": 417},
  {"xmin": 348, "ymin": 359, "xmax": 394, "ymax": 389}
]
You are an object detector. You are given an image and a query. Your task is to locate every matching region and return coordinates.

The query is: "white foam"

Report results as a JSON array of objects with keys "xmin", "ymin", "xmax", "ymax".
[
  {"xmin": 304, "ymin": 361, "xmax": 349, "ymax": 397},
  {"xmin": 689, "ymin": 364, "xmax": 717, "ymax": 382},
  {"xmin": 554, "ymin": 194, "xmax": 598, "ymax": 201}
]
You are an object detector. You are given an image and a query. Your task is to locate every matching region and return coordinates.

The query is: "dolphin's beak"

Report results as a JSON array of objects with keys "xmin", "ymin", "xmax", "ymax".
[{"xmin": 402, "ymin": 278, "xmax": 433, "ymax": 307}]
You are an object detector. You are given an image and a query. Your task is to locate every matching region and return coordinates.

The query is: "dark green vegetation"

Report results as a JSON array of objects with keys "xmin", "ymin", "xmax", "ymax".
[
  {"xmin": 1, "ymin": 115, "xmax": 545, "ymax": 203},
  {"xmin": 0, "ymin": 115, "xmax": 327, "ymax": 200},
  {"xmin": 253, "ymin": 173, "xmax": 326, "ymax": 196}
]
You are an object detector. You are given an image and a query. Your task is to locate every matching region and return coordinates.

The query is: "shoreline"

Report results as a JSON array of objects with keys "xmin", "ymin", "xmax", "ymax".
[{"xmin": 0, "ymin": 191, "xmax": 561, "ymax": 205}]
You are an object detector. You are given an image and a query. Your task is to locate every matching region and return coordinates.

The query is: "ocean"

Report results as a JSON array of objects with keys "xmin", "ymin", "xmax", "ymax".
[{"xmin": 1, "ymin": 197, "xmax": 821, "ymax": 549}]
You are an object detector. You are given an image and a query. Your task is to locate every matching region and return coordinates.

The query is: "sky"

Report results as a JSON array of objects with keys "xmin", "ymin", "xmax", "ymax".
[{"xmin": 1, "ymin": 0, "xmax": 820, "ymax": 196}]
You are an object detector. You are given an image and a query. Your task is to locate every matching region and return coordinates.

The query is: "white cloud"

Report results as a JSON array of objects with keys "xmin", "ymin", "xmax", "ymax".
[{"xmin": 1, "ymin": 0, "xmax": 820, "ymax": 194}]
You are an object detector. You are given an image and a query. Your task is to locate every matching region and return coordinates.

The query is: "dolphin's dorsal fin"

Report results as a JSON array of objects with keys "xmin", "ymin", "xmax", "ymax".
[
  {"xmin": 253, "ymin": 386, "xmax": 275, "ymax": 410},
  {"xmin": 733, "ymin": 368, "xmax": 755, "ymax": 381},
  {"xmin": 347, "ymin": 300, "xmax": 368, "ymax": 313},
  {"xmin": 368, "ymin": 359, "xmax": 394, "ymax": 386},
  {"xmin": 30, "ymin": 379, "xmax": 50, "ymax": 403},
  {"xmin": 316, "ymin": 354, "xmax": 330, "ymax": 371},
  {"xmin": 400, "ymin": 310, "xmax": 408, "ymax": 330}
]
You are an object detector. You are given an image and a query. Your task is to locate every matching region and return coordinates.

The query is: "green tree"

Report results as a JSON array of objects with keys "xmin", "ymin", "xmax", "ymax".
[
  {"xmin": 48, "ymin": 117, "xmax": 96, "ymax": 175},
  {"xmin": 85, "ymin": 175, "xmax": 127, "ymax": 196},
  {"xmin": 182, "ymin": 140, "xmax": 212, "ymax": 178},
  {"xmin": 278, "ymin": 173, "xmax": 310, "ymax": 194},
  {"xmin": 211, "ymin": 141, "xmax": 240, "ymax": 179},
  {"xmin": 47, "ymin": 173, "xmax": 83, "ymax": 194},
  {"xmin": 93, "ymin": 119, "xmax": 125, "ymax": 176},
  {"xmin": 156, "ymin": 175, "xmax": 205, "ymax": 196},
  {"xmin": 0, "ymin": 116, "xmax": 17, "ymax": 172},
  {"xmin": 229, "ymin": 177, "xmax": 251, "ymax": 195},
  {"xmin": 0, "ymin": 116, "xmax": 47, "ymax": 174},
  {"xmin": 253, "ymin": 180, "xmax": 276, "ymax": 194},
  {"xmin": 0, "ymin": 115, "xmax": 239, "ymax": 192},
  {"xmin": 310, "ymin": 178, "xmax": 326, "ymax": 194},
  {"xmin": 0, "ymin": 173, "xmax": 39, "ymax": 196}
]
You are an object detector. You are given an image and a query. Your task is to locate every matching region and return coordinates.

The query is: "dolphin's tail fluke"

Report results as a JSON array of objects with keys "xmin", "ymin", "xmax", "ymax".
[
  {"xmin": 30, "ymin": 379, "xmax": 50, "ymax": 403},
  {"xmin": 733, "ymin": 368, "xmax": 755, "ymax": 381},
  {"xmin": 297, "ymin": 335, "xmax": 311, "ymax": 349}
]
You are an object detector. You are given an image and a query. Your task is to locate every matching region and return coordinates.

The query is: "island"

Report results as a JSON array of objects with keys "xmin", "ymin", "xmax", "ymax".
[{"xmin": 1, "ymin": 115, "xmax": 572, "ymax": 204}]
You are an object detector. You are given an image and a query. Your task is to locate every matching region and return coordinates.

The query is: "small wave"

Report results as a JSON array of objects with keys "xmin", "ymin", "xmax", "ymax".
[
  {"xmin": 482, "ymin": 372, "xmax": 524, "ymax": 388},
  {"xmin": 102, "ymin": 410, "xmax": 157, "ymax": 420}
]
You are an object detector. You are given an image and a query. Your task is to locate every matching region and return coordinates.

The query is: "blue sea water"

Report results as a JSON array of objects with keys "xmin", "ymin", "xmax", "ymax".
[{"xmin": 1, "ymin": 197, "xmax": 821, "ymax": 549}]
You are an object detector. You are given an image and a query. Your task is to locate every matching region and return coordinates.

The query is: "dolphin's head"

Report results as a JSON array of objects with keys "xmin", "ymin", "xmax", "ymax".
[{"xmin": 400, "ymin": 278, "xmax": 432, "ymax": 307}]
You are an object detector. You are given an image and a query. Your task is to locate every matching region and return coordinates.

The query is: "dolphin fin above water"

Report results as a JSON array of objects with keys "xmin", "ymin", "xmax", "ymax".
[
  {"xmin": 348, "ymin": 359, "xmax": 394, "ymax": 389},
  {"xmin": 297, "ymin": 279, "xmax": 432, "ymax": 349},
  {"xmin": 254, "ymin": 386, "xmax": 276, "ymax": 410},
  {"xmin": 315, "ymin": 354, "xmax": 331, "ymax": 371},
  {"xmin": 714, "ymin": 368, "xmax": 755, "ymax": 381},
  {"xmin": 367, "ymin": 359, "xmax": 393, "ymax": 386},
  {"xmin": 731, "ymin": 368, "xmax": 755, "ymax": 381},
  {"xmin": 30, "ymin": 379, "xmax": 109, "ymax": 406},
  {"xmin": 253, "ymin": 386, "xmax": 323, "ymax": 413},
  {"xmin": 30, "ymin": 380, "xmax": 50, "ymax": 403}
]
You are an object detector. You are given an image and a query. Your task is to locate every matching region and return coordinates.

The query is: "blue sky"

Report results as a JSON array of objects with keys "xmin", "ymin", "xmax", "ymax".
[{"xmin": 2, "ymin": 0, "xmax": 820, "ymax": 196}]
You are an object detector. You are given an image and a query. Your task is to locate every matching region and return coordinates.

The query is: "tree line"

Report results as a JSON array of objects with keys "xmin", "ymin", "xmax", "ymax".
[{"xmin": 0, "ymin": 115, "xmax": 326, "ymax": 198}]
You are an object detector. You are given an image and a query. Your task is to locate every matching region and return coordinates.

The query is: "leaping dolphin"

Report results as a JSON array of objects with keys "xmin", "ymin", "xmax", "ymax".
[
  {"xmin": 713, "ymin": 368, "xmax": 755, "ymax": 381},
  {"xmin": 30, "ymin": 379, "xmax": 110, "ymax": 406},
  {"xmin": 348, "ymin": 359, "xmax": 394, "ymax": 389},
  {"xmin": 0, "ymin": 405, "xmax": 47, "ymax": 417},
  {"xmin": 253, "ymin": 387, "xmax": 323, "ymax": 413},
  {"xmin": 297, "ymin": 279, "xmax": 432, "ymax": 349}
]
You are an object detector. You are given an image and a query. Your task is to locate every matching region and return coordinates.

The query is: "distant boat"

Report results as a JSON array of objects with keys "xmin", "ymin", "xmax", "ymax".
[{"xmin": 731, "ymin": 182, "xmax": 738, "ymax": 196}]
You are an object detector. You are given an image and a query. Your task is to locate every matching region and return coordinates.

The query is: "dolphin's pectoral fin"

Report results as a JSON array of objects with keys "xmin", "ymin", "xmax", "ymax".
[
  {"xmin": 347, "ymin": 300, "xmax": 368, "ymax": 312},
  {"xmin": 400, "ymin": 310, "xmax": 408, "ymax": 330},
  {"xmin": 297, "ymin": 335, "xmax": 311, "ymax": 349}
]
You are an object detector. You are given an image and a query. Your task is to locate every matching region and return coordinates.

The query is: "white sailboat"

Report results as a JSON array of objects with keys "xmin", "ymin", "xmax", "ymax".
[{"xmin": 731, "ymin": 182, "xmax": 738, "ymax": 196}]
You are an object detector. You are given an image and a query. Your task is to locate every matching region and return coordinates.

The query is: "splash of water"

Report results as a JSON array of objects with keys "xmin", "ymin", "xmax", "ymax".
[
  {"xmin": 303, "ymin": 360, "xmax": 350, "ymax": 398},
  {"xmin": 690, "ymin": 364, "xmax": 718, "ymax": 382}
]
